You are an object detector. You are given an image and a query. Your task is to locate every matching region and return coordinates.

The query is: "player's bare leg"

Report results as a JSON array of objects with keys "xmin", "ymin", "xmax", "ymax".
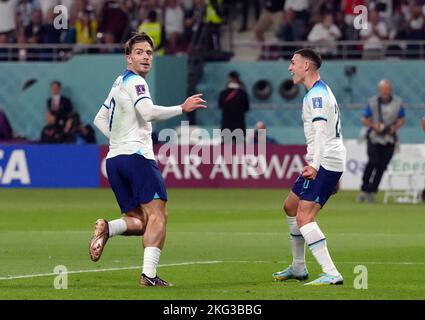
[
  {"xmin": 273, "ymin": 192, "xmax": 309, "ymax": 281},
  {"xmin": 89, "ymin": 207, "xmax": 147, "ymax": 262},
  {"xmin": 297, "ymin": 200, "xmax": 343, "ymax": 285},
  {"xmin": 139, "ymin": 199, "xmax": 171, "ymax": 287}
]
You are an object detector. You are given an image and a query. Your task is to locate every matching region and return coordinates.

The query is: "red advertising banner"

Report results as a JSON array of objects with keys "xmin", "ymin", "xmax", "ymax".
[{"xmin": 100, "ymin": 144, "xmax": 307, "ymax": 188}]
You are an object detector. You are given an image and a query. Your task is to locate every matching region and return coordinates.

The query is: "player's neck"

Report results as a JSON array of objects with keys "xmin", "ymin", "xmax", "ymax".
[
  {"xmin": 127, "ymin": 66, "xmax": 148, "ymax": 79},
  {"xmin": 304, "ymin": 73, "xmax": 321, "ymax": 91}
]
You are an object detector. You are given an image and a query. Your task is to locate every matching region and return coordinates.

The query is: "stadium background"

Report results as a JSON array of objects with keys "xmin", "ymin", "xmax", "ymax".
[{"xmin": 1, "ymin": 0, "xmax": 425, "ymax": 300}]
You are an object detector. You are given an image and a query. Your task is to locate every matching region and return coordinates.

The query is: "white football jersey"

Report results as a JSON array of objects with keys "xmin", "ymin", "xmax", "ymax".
[
  {"xmin": 302, "ymin": 79, "xmax": 346, "ymax": 172},
  {"xmin": 101, "ymin": 69, "xmax": 155, "ymax": 160}
]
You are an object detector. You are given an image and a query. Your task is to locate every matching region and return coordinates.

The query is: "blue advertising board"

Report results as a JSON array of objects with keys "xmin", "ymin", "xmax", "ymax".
[{"xmin": 0, "ymin": 145, "xmax": 99, "ymax": 188}]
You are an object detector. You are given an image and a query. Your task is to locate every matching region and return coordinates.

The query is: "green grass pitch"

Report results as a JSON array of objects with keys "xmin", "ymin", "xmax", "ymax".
[{"xmin": 0, "ymin": 188, "xmax": 424, "ymax": 300}]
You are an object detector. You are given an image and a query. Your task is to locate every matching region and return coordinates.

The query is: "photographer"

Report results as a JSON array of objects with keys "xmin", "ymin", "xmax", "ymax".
[
  {"xmin": 357, "ymin": 79, "xmax": 405, "ymax": 203},
  {"xmin": 63, "ymin": 112, "xmax": 96, "ymax": 144}
]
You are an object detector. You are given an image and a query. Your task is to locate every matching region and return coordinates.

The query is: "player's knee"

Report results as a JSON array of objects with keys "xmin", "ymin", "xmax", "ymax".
[
  {"xmin": 133, "ymin": 218, "xmax": 146, "ymax": 234},
  {"xmin": 296, "ymin": 208, "xmax": 314, "ymax": 227},
  {"xmin": 283, "ymin": 200, "xmax": 297, "ymax": 216}
]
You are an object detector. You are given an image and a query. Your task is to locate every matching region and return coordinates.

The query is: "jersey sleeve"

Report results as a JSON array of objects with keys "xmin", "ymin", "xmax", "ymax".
[
  {"xmin": 308, "ymin": 91, "xmax": 329, "ymax": 123},
  {"xmin": 93, "ymin": 98, "xmax": 111, "ymax": 138},
  {"xmin": 125, "ymin": 75, "xmax": 152, "ymax": 107}
]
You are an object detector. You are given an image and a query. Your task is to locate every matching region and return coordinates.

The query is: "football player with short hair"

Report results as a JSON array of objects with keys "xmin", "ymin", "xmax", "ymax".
[
  {"xmin": 90, "ymin": 32, "xmax": 206, "ymax": 287},
  {"xmin": 273, "ymin": 48, "xmax": 346, "ymax": 285}
]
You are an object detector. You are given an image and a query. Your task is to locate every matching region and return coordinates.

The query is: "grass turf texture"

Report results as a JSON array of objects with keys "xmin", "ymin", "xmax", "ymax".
[{"xmin": 0, "ymin": 189, "xmax": 424, "ymax": 300}]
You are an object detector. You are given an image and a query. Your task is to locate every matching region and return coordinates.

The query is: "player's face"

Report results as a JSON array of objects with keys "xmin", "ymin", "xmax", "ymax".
[
  {"xmin": 288, "ymin": 54, "xmax": 306, "ymax": 84},
  {"xmin": 127, "ymin": 41, "xmax": 154, "ymax": 76}
]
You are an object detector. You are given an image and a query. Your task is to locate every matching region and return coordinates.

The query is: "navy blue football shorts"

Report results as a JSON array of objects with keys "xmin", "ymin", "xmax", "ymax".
[
  {"xmin": 106, "ymin": 153, "xmax": 168, "ymax": 213},
  {"xmin": 291, "ymin": 166, "xmax": 342, "ymax": 208}
]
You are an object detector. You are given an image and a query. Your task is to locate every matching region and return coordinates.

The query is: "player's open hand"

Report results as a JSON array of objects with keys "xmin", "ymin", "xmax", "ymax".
[
  {"xmin": 302, "ymin": 166, "xmax": 317, "ymax": 180},
  {"xmin": 181, "ymin": 93, "xmax": 207, "ymax": 113}
]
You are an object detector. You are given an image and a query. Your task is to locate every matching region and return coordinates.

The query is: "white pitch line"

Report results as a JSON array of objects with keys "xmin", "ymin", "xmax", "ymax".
[
  {"xmin": 1, "ymin": 259, "xmax": 424, "ymax": 281},
  {"xmin": 0, "ymin": 260, "xmax": 222, "ymax": 281}
]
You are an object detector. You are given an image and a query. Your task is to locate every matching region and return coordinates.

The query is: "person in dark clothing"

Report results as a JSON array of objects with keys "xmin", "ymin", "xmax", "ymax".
[
  {"xmin": 63, "ymin": 112, "xmax": 96, "ymax": 144},
  {"xmin": 357, "ymin": 79, "xmax": 405, "ymax": 203},
  {"xmin": 218, "ymin": 71, "xmax": 250, "ymax": 143},
  {"xmin": 40, "ymin": 111, "xmax": 65, "ymax": 143},
  {"xmin": 47, "ymin": 80, "xmax": 73, "ymax": 128},
  {"xmin": 0, "ymin": 109, "xmax": 13, "ymax": 141}
]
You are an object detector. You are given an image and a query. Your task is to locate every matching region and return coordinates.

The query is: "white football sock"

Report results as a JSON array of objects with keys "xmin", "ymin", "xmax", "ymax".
[
  {"xmin": 108, "ymin": 219, "xmax": 127, "ymax": 237},
  {"xmin": 299, "ymin": 222, "xmax": 340, "ymax": 277},
  {"xmin": 142, "ymin": 247, "xmax": 161, "ymax": 278},
  {"xmin": 287, "ymin": 216, "xmax": 306, "ymax": 273}
]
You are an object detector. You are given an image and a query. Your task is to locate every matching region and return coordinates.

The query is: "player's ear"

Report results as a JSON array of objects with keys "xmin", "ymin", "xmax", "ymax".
[
  {"xmin": 125, "ymin": 54, "xmax": 132, "ymax": 64},
  {"xmin": 304, "ymin": 59, "xmax": 310, "ymax": 71}
]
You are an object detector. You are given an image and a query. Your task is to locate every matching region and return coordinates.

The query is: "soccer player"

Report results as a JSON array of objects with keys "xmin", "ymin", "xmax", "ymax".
[
  {"xmin": 89, "ymin": 32, "xmax": 206, "ymax": 287},
  {"xmin": 272, "ymin": 48, "xmax": 346, "ymax": 285}
]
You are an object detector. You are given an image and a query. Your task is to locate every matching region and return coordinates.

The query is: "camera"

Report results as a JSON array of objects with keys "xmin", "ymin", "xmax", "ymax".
[{"xmin": 344, "ymin": 65, "xmax": 356, "ymax": 77}]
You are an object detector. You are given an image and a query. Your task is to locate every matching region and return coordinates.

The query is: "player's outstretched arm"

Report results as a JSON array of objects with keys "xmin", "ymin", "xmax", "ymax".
[{"xmin": 136, "ymin": 93, "xmax": 207, "ymax": 122}]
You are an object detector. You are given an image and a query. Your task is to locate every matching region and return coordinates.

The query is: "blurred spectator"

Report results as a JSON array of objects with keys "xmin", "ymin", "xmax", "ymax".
[
  {"xmin": 47, "ymin": 80, "xmax": 73, "ymax": 127},
  {"xmin": 181, "ymin": 0, "xmax": 193, "ymax": 11},
  {"xmin": 40, "ymin": 111, "xmax": 64, "ymax": 143},
  {"xmin": 0, "ymin": 0, "xmax": 19, "ymax": 40},
  {"xmin": 24, "ymin": 9, "xmax": 43, "ymax": 44},
  {"xmin": 284, "ymin": 0, "xmax": 309, "ymax": 40},
  {"xmin": 319, "ymin": 0, "xmax": 341, "ymax": 17},
  {"xmin": 164, "ymin": 0, "xmax": 185, "ymax": 54},
  {"xmin": 63, "ymin": 111, "xmax": 96, "ymax": 144},
  {"xmin": 38, "ymin": 0, "xmax": 58, "ymax": 18},
  {"xmin": 307, "ymin": 13, "xmax": 342, "ymax": 58},
  {"xmin": 369, "ymin": 0, "xmax": 393, "ymax": 23},
  {"xmin": 404, "ymin": 1, "xmax": 425, "ymax": 58},
  {"xmin": 0, "ymin": 109, "xmax": 14, "ymax": 141},
  {"xmin": 98, "ymin": 31, "xmax": 121, "ymax": 53},
  {"xmin": 406, "ymin": 2, "xmax": 425, "ymax": 40},
  {"xmin": 247, "ymin": 121, "xmax": 278, "ymax": 144},
  {"xmin": 422, "ymin": 116, "xmax": 425, "ymax": 132},
  {"xmin": 75, "ymin": 9, "xmax": 98, "ymax": 45},
  {"xmin": 98, "ymin": 0, "xmax": 129, "ymax": 43},
  {"xmin": 0, "ymin": 33, "xmax": 9, "ymax": 61},
  {"xmin": 219, "ymin": 71, "xmax": 250, "ymax": 141},
  {"xmin": 184, "ymin": 0, "xmax": 205, "ymax": 44},
  {"xmin": 138, "ymin": 0, "xmax": 163, "ymax": 24},
  {"xmin": 239, "ymin": 0, "xmax": 261, "ymax": 32},
  {"xmin": 138, "ymin": 10, "xmax": 165, "ymax": 55},
  {"xmin": 254, "ymin": 0, "xmax": 284, "ymax": 42},
  {"xmin": 204, "ymin": 0, "xmax": 224, "ymax": 51},
  {"xmin": 360, "ymin": 9, "xmax": 388, "ymax": 59},
  {"xmin": 276, "ymin": 9, "xmax": 296, "ymax": 41},
  {"xmin": 16, "ymin": 0, "xmax": 41, "ymax": 30}
]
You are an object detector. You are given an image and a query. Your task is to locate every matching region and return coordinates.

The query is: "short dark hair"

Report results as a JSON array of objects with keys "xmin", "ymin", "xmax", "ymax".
[
  {"xmin": 294, "ymin": 48, "xmax": 322, "ymax": 69},
  {"xmin": 124, "ymin": 32, "xmax": 155, "ymax": 55},
  {"xmin": 228, "ymin": 70, "xmax": 240, "ymax": 81},
  {"xmin": 51, "ymin": 80, "xmax": 61, "ymax": 88}
]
